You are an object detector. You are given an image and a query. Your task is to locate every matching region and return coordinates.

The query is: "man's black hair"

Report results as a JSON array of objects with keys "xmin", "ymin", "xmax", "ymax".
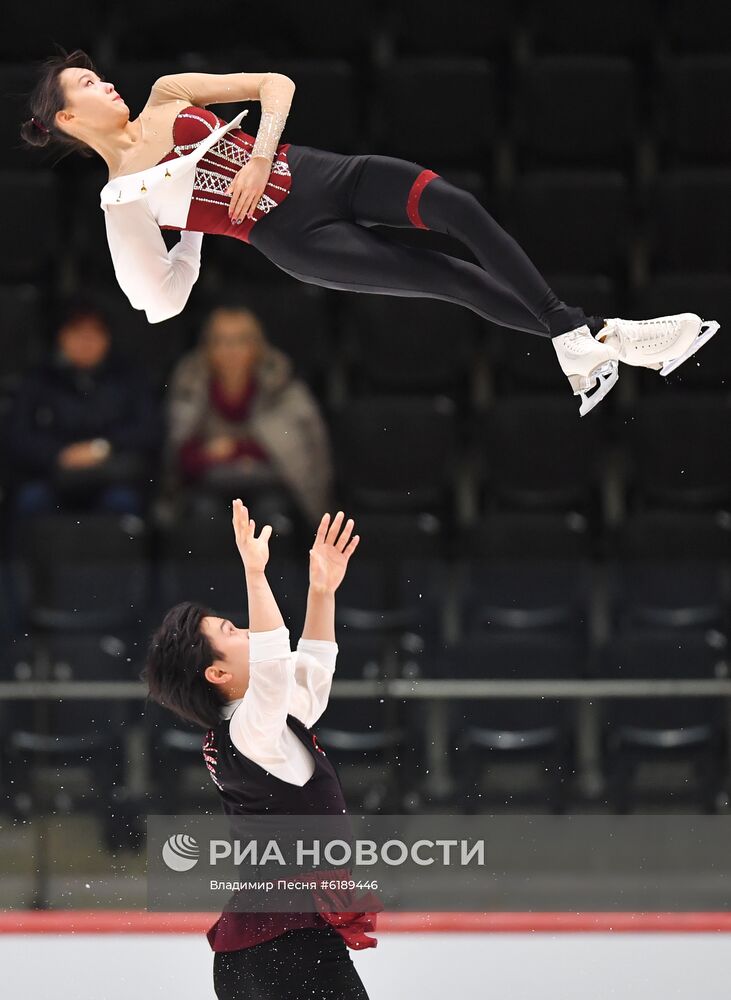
[{"xmin": 141, "ymin": 601, "xmax": 227, "ymax": 730}]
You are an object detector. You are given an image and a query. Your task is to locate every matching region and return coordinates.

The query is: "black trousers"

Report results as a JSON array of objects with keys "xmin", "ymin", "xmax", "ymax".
[
  {"xmin": 249, "ymin": 144, "xmax": 604, "ymax": 339},
  {"xmin": 213, "ymin": 926, "xmax": 371, "ymax": 1000}
]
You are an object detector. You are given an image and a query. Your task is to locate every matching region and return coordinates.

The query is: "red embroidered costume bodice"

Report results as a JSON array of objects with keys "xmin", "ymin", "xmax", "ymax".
[{"xmin": 156, "ymin": 105, "xmax": 293, "ymax": 243}]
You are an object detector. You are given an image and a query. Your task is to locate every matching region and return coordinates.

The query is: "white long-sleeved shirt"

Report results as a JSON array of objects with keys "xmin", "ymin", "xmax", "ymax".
[
  {"xmin": 221, "ymin": 625, "xmax": 337, "ymax": 786},
  {"xmin": 102, "ymin": 204, "xmax": 205, "ymax": 325},
  {"xmin": 99, "ymin": 107, "xmax": 249, "ymax": 324}
]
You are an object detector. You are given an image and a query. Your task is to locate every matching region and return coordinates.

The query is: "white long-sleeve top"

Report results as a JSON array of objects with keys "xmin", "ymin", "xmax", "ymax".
[
  {"xmin": 221, "ymin": 624, "xmax": 337, "ymax": 786},
  {"xmin": 99, "ymin": 107, "xmax": 249, "ymax": 325}
]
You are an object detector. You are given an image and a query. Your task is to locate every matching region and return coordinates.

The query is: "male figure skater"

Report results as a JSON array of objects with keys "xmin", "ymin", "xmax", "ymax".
[{"xmin": 144, "ymin": 500, "xmax": 374, "ymax": 999}]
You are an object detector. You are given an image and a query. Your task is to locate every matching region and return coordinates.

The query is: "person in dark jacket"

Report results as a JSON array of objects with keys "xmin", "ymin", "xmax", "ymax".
[{"xmin": 7, "ymin": 297, "xmax": 161, "ymax": 516}]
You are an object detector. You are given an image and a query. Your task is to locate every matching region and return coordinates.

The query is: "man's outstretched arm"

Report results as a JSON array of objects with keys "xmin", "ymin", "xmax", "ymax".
[
  {"xmin": 229, "ymin": 498, "xmax": 292, "ymax": 759},
  {"xmin": 301, "ymin": 511, "xmax": 359, "ymax": 641},
  {"xmin": 290, "ymin": 512, "xmax": 360, "ymax": 728},
  {"xmin": 232, "ymin": 497, "xmax": 284, "ymax": 633}
]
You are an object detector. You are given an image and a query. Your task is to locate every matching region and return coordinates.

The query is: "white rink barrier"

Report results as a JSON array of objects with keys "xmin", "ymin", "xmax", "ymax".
[{"xmin": 2, "ymin": 911, "xmax": 731, "ymax": 1000}]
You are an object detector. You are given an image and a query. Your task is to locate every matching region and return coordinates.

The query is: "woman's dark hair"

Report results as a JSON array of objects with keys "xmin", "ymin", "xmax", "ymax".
[
  {"xmin": 19, "ymin": 44, "xmax": 101, "ymax": 161},
  {"xmin": 141, "ymin": 601, "xmax": 227, "ymax": 731}
]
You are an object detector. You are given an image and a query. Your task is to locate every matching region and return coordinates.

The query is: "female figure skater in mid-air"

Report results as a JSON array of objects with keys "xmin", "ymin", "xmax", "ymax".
[
  {"xmin": 21, "ymin": 47, "xmax": 719, "ymax": 416},
  {"xmin": 144, "ymin": 502, "xmax": 376, "ymax": 999}
]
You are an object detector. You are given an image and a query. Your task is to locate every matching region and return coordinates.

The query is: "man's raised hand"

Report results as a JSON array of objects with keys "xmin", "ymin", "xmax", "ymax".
[
  {"xmin": 232, "ymin": 499, "xmax": 272, "ymax": 573},
  {"xmin": 309, "ymin": 511, "xmax": 360, "ymax": 594}
]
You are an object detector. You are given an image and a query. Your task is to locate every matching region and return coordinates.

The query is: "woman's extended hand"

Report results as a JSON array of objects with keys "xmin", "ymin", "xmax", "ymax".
[
  {"xmin": 226, "ymin": 157, "xmax": 271, "ymax": 223},
  {"xmin": 232, "ymin": 498, "xmax": 271, "ymax": 573},
  {"xmin": 309, "ymin": 511, "xmax": 360, "ymax": 594}
]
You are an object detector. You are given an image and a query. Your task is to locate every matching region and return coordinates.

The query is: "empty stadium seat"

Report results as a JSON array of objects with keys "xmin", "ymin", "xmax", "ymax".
[
  {"xmin": 3, "ymin": 632, "xmax": 130, "ymax": 847},
  {"xmin": 509, "ymin": 170, "xmax": 631, "ymax": 277},
  {"xmin": 454, "ymin": 511, "xmax": 594, "ymax": 633},
  {"xmin": 657, "ymin": 57, "xmax": 731, "ymax": 165},
  {"xmin": 329, "ymin": 630, "xmax": 392, "ymax": 681},
  {"xmin": 13, "ymin": 512, "xmax": 152, "ymax": 632},
  {"xmin": 358, "ymin": 508, "xmax": 448, "ymax": 550},
  {"xmin": 513, "ymin": 57, "xmax": 639, "ymax": 170},
  {"xmin": 371, "ymin": 58, "xmax": 498, "ymax": 165},
  {"xmin": 341, "ymin": 295, "xmax": 479, "ymax": 401},
  {"xmin": 665, "ymin": 0, "xmax": 731, "ymax": 53},
  {"xmin": 0, "ymin": 633, "xmax": 34, "ymax": 682},
  {"xmin": 335, "ymin": 553, "xmax": 448, "ymax": 639},
  {"xmin": 0, "ymin": 3, "xmax": 102, "ymax": 61},
  {"xmin": 0, "ymin": 284, "xmax": 47, "ymax": 396},
  {"xmin": 317, "ymin": 639, "xmax": 411, "ymax": 812},
  {"xmin": 278, "ymin": 0, "xmax": 378, "ymax": 61},
  {"xmin": 39, "ymin": 631, "xmax": 139, "ymax": 681},
  {"xmin": 477, "ymin": 394, "xmax": 607, "ymax": 514},
  {"xmin": 107, "ymin": 8, "xmax": 243, "ymax": 61},
  {"xmin": 527, "ymin": 0, "xmax": 657, "ymax": 55},
  {"xmin": 332, "ymin": 394, "xmax": 459, "ymax": 517},
  {"xmin": 624, "ymin": 395, "xmax": 731, "ymax": 507},
  {"xmin": 390, "ymin": 0, "xmax": 517, "ymax": 58},
  {"xmin": 599, "ymin": 630, "xmax": 729, "ymax": 811},
  {"xmin": 66, "ymin": 167, "xmax": 119, "ymax": 286},
  {"xmin": 0, "ymin": 170, "xmax": 61, "ymax": 282},
  {"xmin": 141, "ymin": 699, "xmax": 217, "ymax": 815},
  {"xmin": 434, "ymin": 632, "xmax": 585, "ymax": 811},
  {"xmin": 609, "ymin": 509, "xmax": 731, "ymax": 630},
  {"xmin": 649, "ymin": 169, "xmax": 731, "ymax": 273}
]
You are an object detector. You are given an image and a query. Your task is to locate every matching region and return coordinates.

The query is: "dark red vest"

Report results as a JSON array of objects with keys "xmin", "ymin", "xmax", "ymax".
[{"xmin": 203, "ymin": 711, "xmax": 379, "ymax": 952}]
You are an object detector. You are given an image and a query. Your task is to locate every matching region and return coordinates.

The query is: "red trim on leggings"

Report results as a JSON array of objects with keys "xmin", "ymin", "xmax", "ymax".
[{"xmin": 406, "ymin": 169, "xmax": 440, "ymax": 228}]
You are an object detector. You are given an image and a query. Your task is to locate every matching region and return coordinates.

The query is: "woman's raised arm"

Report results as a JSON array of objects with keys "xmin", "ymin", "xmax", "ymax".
[
  {"xmin": 150, "ymin": 72, "xmax": 294, "ymax": 164},
  {"xmin": 149, "ymin": 70, "xmax": 294, "ymax": 109}
]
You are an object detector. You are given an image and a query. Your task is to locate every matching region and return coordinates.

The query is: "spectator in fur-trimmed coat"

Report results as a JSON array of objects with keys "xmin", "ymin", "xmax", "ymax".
[{"xmin": 163, "ymin": 304, "xmax": 334, "ymax": 528}]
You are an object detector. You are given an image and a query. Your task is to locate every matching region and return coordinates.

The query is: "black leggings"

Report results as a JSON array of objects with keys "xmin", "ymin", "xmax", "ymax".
[
  {"xmin": 213, "ymin": 926, "xmax": 370, "ymax": 1000},
  {"xmin": 249, "ymin": 144, "xmax": 604, "ymax": 339}
]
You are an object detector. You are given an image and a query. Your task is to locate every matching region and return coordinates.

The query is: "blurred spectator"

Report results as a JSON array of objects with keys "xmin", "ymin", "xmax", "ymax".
[
  {"xmin": 163, "ymin": 304, "xmax": 333, "ymax": 528},
  {"xmin": 7, "ymin": 297, "xmax": 160, "ymax": 517}
]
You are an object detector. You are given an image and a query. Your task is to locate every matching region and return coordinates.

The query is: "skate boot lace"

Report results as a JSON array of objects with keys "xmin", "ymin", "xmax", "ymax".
[
  {"xmin": 612, "ymin": 316, "xmax": 682, "ymax": 347},
  {"xmin": 564, "ymin": 327, "xmax": 596, "ymax": 355}
]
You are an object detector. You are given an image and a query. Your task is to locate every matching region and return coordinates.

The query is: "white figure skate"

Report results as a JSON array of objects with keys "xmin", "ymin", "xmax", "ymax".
[
  {"xmin": 552, "ymin": 324, "xmax": 619, "ymax": 416},
  {"xmin": 595, "ymin": 313, "xmax": 720, "ymax": 376}
]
